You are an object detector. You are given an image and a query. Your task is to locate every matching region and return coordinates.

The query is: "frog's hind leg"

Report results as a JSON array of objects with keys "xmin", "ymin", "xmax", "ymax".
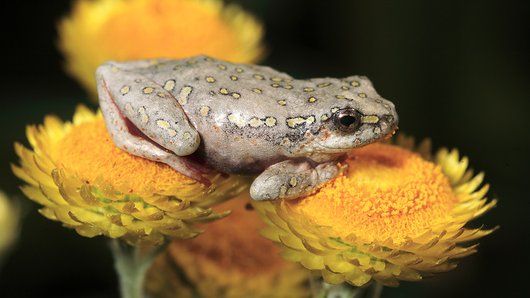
[
  {"xmin": 97, "ymin": 73, "xmax": 211, "ymax": 186},
  {"xmin": 249, "ymin": 160, "xmax": 340, "ymax": 201},
  {"xmin": 96, "ymin": 62, "xmax": 201, "ymax": 157}
]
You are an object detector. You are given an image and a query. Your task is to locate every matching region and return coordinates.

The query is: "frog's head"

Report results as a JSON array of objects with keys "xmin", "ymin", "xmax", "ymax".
[{"xmin": 291, "ymin": 76, "xmax": 398, "ymax": 160}]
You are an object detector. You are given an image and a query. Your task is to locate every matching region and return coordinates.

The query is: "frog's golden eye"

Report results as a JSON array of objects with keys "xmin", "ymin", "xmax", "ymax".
[{"xmin": 334, "ymin": 108, "xmax": 361, "ymax": 132}]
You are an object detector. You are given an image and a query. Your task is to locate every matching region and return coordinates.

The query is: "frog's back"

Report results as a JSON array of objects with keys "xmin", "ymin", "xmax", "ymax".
[
  {"xmin": 145, "ymin": 56, "xmax": 358, "ymax": 129},
  {"xmin": 145, "ymin": 56, "xmax": 294, "ymax": 118},
  {"xmin": 131, "ymin": 56, "xmax": 382, "ymax": 173},
  {"xmin": 139, "ymin": 56, "xmax": 301, "ymax": 172}
]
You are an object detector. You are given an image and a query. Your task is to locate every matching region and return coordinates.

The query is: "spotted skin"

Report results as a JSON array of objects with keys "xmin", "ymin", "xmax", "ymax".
[{"xmin": 96, "ymin": 55, "xmax": 399, "ymax": 200}]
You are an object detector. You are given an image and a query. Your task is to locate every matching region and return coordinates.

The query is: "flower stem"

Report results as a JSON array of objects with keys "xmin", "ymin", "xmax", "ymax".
[
  {"xmin": 110, "ymin": 240, "xmax": 167, "ymax": 298},
  {"xmin": 311, "ymin": 278, "xmax": 384, "ymax": 298},
  {"xmin": 369, "ymin": 281, "xmax": 383, "ymax": 298},
  {"xmin": 313, "ymin": 280, "xmax": 367, "ymax": 298}
]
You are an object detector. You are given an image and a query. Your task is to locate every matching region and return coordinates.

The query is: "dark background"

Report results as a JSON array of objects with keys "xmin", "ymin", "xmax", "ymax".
[{"xmin": 1, "ymin": 0, "xmax": 529, "ymax": 297}]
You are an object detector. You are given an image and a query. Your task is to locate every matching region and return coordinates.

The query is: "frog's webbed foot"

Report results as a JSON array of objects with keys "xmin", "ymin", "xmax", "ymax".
[{"xmin": 250, "ymin": 160, "xmax": 339, "ymax": 201}]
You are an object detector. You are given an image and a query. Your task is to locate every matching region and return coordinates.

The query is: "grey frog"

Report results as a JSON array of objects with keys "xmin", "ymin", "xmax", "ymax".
[{"xmin": 96, "ymin": 55, "xmax": 398, "ymax": 201}]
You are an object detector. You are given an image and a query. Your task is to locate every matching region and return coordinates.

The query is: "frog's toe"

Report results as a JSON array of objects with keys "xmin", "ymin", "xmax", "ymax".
[{"xmin": 250, "ymin": 176, "xmax": 283, "ymax": 201}]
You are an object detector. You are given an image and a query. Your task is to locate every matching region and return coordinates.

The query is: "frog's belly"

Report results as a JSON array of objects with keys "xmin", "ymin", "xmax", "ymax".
[
  {"xmin": 196, "ymin": 134, "xmax": 285, "ymax": 174},
  {"xmin": 183, "ymin": 96, "xmax": 290, "ymax": 174}
]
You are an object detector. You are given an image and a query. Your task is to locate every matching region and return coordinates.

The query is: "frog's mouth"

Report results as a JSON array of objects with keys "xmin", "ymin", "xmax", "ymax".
[{"xmin": 307, "ymin": 122, "xmax": 398, "ymax": 154}]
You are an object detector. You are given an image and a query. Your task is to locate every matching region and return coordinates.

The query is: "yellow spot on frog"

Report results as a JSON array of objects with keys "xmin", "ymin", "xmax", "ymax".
[
  {"xmin": 120, "ymin": 85, "xmax": 130, "ymax": 95},
  {"xmin": 303, "ymin": 87, "xmax": 315, "ymax": 92},
  {"xmin": 139, "ymin": 107, "xmax": 149, "ymax": 124},
  {"xmin": 335, "ymin": 95, "xmax": 346, "ymax": 99},
  {"xmin": 156, "ymin": 119, "xmax": 171, "ymax": 129},
  {"xmin": 142, "ymin": 87, "xmax": 154, "ymax": 94},
  {"xmin": 361, "ymin": 115, "xmax": 380, "ymax": 124},
  {"xmin": 284, "ymin": 84, "xmax": 293, "ymax": 90},
  {"xmin": 231, "ymin": 92, "xmax": 241, "ymax": 99},
  {"xmin": 235, "ymin": 67, "xmax": 244, "ymax": 73},
  {"xmin": 286, "ymin": 117, "xmax": 314, "ymax": 128},
  {"xmin": 219, "ymin": 88, "xmax": 229, "ymax": 95},
  {"xmin": 277, "ymin": 99, "xmax": 287, "ymax": 106},
  {"xmin": 350, "ymin": 80, "xmax": 361, "ymax": 87},
  {"xmin": 249, "ymin": 117, "xmax": 263, "ymax": 128},
  {"xmin": 289, "ymin": 177, "xmax": 298, "ymax": 187},
  {"xmin": 265, "ymin": 117, "xmax": 277, "ymax": 127},
  {"xmin": 271, "ymin": 77, "xmax": 283, "ymax": 82},
  {"xmin": 253, "ymin": 74, "xmax": 265, "ymax": 80},
  {"xmin": 317, "ymin": 82, "xmax": 332, "ymax": 88},
  {"xmin": 230, "ymin": 75, "xmax": 238, "ymax": 81},
  {"xmin": 321, "ymin": 114, "xmax": 330, "ymax": 121},
  {"xmin": 252, "ymin": 88, "xmax": 262, "ymax": 94},
  {"xmin": 308, "ymin": 96, "xmax": 317, "ymax": 103},
  {"xmin": 156, "ymin": 92, "xmax": 166, "ymax": 98},
  {"xmin": 163, "ymin": 79, "xmax": 176, "ymax": 91},
  {"xmin": 217, "ymin": 64, "xmax": 227, "ymax": 70},
  {"xmin": 341, "ymin": 86, "xmax": 350, "ymax": 91},
  {"xmin": 205, "ymin": 76, "xmax": 216, "ymax": 83},
  {"xmin": 331, "ymin": 107, "xmax": 339, "ymax": 113},
  {"xmin": 227, "ymin": 113, "xmax": 246, "ymax": 128},
  {"xmin": 358, "ymin": 92, "xmax": 367, "ymax": 98},
  {"xmin": 271, "ymin": 83, "xmax": 281, "ymax": 88},
  {"xmin": 199, "ymin": 106, "xmax": 210, "ymax": 117},
  {"xmin": 178, "ymin": 86, "xmax": 193, "ymax": 105}
]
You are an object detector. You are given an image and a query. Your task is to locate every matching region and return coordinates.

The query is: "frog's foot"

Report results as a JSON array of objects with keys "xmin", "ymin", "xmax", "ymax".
[
  {"xmin": 98, "ymin": 74, "xmax": 212, "ymax": 187},
  {"xmin": 250, "ymin": 160, "xmax": 339, "ymax": 201}
]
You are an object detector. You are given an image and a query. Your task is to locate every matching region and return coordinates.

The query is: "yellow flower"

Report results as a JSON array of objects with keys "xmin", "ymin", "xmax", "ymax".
[
  {"xmin": 12, "ymin": 105, "xmax": 248, "ymax": 245},
  {"xmin": 58, "ymin": 0, "xmax": 265, "ymax": 96},
  {"xmin": 254, "ymin": 136, "xmax": 497, "ymax": 287},
  {"xmin": 147, "ymin": 194, "xmax": 309, "ymax": 298},
  {"xmin": 0, "ymin": 191, "xmax": 19, "ymax": 257}
]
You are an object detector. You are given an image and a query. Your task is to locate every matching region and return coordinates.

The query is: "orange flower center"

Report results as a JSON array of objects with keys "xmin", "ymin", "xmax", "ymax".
[
  {"xmin": 289, "ymin": 143, "xmax": 458, "ymax": 244},
  {"xmin": 171, "ymin": 197, "xmax": 287, "ymax": 276},
  {"xmin": 97, "ymin": 0, "xmax": 245, "ymax": 62},
  {"xmin": 52, "ymin": 119, "xmax": 193, "ymax": 194}
]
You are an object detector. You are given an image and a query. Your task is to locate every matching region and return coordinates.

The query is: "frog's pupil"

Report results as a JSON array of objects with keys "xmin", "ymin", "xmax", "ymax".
[{"xmin": 340, "ymin": 115, "xmax": 357, "ymax": 127}]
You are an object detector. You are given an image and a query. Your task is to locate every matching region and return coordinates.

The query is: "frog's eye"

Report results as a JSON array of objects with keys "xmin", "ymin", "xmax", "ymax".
[{"xmin": 335, "ymin": 108, "xmax": 361, "ymax": 132}]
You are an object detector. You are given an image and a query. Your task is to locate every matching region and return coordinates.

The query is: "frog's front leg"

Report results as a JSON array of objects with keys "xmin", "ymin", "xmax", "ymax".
[{"xmin": 250, "ymin": 160, "xmax": 340, "ymax": 201}]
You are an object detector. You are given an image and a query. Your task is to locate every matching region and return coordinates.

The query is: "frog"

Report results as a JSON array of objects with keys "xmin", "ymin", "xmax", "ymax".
[{"xmin": 96, "ymin": 55, "xmax": 398, "ymax": 201}]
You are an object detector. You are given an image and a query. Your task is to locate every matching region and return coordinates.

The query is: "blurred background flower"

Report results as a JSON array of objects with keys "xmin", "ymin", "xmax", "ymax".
[
  {"xmin": 255, "ymin": 137, "xmax": 497, "ymax": 287},
  {"xmin": 58, "ymin": 0, "xmax": 265, "ymax": 97},
  {"xmin": 12, "ymin": 106, "xmax": 248, "ymax": 245},
  {"xmin": 0, "ymin": 191, "xmax": 19, "ymax": 264},
  {"xmin": 146, "ymin": 194, "xmax": 309, "ymax": 298}
]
